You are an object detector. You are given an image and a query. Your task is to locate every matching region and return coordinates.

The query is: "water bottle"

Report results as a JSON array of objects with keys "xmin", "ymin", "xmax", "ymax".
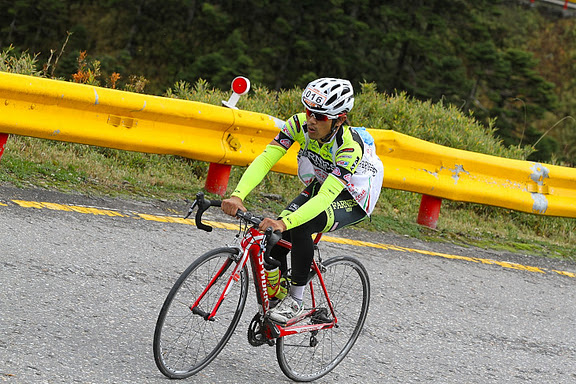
[{"xmin": 265, "ymin": 267, "xmax": 287, "ymax": 299}]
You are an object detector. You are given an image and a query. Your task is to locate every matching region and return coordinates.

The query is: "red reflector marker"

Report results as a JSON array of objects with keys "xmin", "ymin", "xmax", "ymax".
[{"xmin": 222, "ymin": 76, "xmax": 251, "ymax": 109}]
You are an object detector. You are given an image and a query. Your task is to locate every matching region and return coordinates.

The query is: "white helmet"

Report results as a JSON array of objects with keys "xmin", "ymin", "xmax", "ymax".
[{"xmin": 301, "ymin": 78, "xmax": 354, "ymax": 118}]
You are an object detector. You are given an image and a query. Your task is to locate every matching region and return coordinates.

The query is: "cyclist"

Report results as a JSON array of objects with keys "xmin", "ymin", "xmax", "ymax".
[{"xmin": 222, "ymin": 77, "xmax": 384, "ymax": 324}]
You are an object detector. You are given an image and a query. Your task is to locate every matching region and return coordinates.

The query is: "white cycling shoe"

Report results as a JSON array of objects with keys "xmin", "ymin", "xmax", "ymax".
[{"xmin": 268, "ymin": 295, "xmax": 303, "ymax": 324}]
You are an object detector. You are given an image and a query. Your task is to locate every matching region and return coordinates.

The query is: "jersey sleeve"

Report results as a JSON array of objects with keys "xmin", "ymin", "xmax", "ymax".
[
  {"xmin": 232, "ymin": 114, "xmax": 305, "ymax": 200},
  {"xmin": 231, "ymin": 144, "xmax": 286, "ymax": 200},
  {"xmin": 273, "ymin": 114, "xmax": 304, "ymax": 151}
]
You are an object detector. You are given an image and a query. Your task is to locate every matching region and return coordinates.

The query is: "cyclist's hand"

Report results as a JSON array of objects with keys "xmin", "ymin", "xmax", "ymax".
[
  {"xmin": 222, "ymin": 196, "xmax": 246, "ymax": 217},
  {"xmin": 259, "ymin": 218, "xmax": 287, "ymax": 233}
]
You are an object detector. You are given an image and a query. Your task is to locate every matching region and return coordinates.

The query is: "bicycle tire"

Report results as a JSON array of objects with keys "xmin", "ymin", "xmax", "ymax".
[
  {"xmin": 153, "ymin": 247, "xmax": 248, "ymax": 379},
  {"xmin": 276, "ymin": 255, "xmax": 370, "ymax": 382}
]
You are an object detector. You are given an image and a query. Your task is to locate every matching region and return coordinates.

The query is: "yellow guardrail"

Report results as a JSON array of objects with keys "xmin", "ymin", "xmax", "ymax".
[
  {"xmin": 0, "ymin": 72, "xmax": 298, "ymax": 174},
  {"xmin": 371, "ymin": 131, "xmax": 576, "ymax": 218},
  {"xmin": 1, "ymin": 72, "xmax": 575, "ymax": 219}
]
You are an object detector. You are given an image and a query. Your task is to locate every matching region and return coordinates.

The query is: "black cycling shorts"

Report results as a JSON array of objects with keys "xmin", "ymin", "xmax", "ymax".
[{"xmin": 279, "ymin": 179, "xmax": 367, "ymax": 233}]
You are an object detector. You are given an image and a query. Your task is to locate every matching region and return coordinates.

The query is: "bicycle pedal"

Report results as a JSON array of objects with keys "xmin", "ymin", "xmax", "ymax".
[
  {"xmin": 262, "ymin": 318, "xmax": 281, "ymax": 339},
  {"xmin": 311, "ymin": 308, "xmax": 332, "ymax": 324}
]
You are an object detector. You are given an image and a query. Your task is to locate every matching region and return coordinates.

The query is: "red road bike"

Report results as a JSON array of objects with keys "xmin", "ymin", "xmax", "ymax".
[{"xmin": 153, "ymin": 192, "xmax": 370, "ymax": 382}]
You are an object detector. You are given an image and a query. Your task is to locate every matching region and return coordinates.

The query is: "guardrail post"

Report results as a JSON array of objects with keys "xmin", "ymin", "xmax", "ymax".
[
  {"xmin": 204, "ymin": 76, "xmax": 251, "ymax": 196},
  {"xmin": 0, "ymin": 133, "xmax": 8, "ymax": 162},
  {"xmin": 417, "ymin": 194, "xmax": 442, "ymax": 229},
  {"xmin": 205, "ymin": 163, "xmax": 232, "ymax": 196}
]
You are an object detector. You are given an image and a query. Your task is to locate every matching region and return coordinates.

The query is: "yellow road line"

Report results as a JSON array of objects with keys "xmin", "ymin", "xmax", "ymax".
[
  {"xmin": 5, "ymin": 199, "xmax": 575, "ymax": 278},
  {"xmin": 12, "ymin": 200, "xmax": 126, "ymax": 217},
  {"xmin": 321, "ymin": 235, "xmax": 553, "ymax": 274}
]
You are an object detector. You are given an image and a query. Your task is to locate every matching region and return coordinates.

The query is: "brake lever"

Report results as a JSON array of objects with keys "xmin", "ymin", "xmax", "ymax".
[
  {"xmin": 184, "ymin": 199, "xmax": 198, "ymax": 220},
  {"xmin": 184, "ymin": 192, "xmax": 221, "ymax": 232}
]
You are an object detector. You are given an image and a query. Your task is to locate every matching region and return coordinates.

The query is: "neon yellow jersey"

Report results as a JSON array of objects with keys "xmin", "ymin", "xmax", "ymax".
[{"xmin": 274, "ymin": 113, "xmax": 383, "ymax": 214}]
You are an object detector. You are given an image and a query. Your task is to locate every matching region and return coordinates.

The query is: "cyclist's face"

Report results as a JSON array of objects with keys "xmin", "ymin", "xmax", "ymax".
[{"xmin": 306, "ymin": 115, "xmax": 343, "ymax": 141}]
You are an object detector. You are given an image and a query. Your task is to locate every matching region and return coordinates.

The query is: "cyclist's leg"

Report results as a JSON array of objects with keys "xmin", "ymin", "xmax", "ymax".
[
  {"xmin": 324, "ymin": 191, "xmax": 367, "ymax": 232},
  {"xmin": 267, "ymin": 182, "xmax": 326, "ymax": 322},
  {"xmin": 272, "ymin": 186, "xmax": 365, "ymax": 305},
  {"xmin": 269, "ymin": 181, "xmax": 320, "ymax": 274},
  {"xmin": 267, "ymin": 216, "xmax": 322, "ymax": 324},
  {"xmin": 275, "ymin": 191, "xmax": 370, "ymax": 381}
]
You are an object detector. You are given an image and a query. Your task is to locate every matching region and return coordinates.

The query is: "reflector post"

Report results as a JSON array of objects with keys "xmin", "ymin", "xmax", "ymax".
[{"xmin": 222, "ymin": 76, "xmax": 251, "ymax": 109}]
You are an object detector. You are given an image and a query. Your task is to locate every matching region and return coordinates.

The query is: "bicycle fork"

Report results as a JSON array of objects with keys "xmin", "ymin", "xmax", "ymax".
[
  {"xmin": 189, "ymin": 248, "xmax": 247, "ymax": 321},
  {"xmin": 189, "ymin": 245, "xmax": 338, "ymax": 346}
]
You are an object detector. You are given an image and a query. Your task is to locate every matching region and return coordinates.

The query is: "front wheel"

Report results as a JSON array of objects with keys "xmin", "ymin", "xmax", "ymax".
[
  {"xmin": 153, "ymin": 247, "xmax": 248, "ymax": 379},
  {"xmin": 276, "ymin": 255, "xmax": 370, "ymax": 382}
]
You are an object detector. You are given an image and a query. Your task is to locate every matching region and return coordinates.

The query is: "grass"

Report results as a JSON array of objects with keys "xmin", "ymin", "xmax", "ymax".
[{"xmin": 0, "ymin": 138, "xmax": 201, "ymax": 198}]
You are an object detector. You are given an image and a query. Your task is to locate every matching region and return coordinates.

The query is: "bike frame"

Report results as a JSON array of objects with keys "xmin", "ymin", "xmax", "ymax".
[{"xmin": 189, "ymin": 225, "xmax": 338, "ymax": 340}]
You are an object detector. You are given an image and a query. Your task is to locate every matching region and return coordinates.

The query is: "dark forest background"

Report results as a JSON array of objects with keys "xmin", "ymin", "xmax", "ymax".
[{"xmin": 1, "ymin": 0, "xmax": 575, "ymax": 164}]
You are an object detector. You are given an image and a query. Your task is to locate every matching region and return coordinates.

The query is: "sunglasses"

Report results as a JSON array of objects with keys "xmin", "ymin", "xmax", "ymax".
[{"xmin": 306, "ymin": 108, "xmax": 339, "ymax": 121}]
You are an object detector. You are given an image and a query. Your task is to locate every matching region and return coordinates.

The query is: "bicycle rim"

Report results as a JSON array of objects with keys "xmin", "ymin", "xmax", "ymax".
[
  {"xmin": 276, "ymin": 256, "xmax": 370, "ymax": 382},
  {"xmin": 153, "ymin": 248, "xmax": 248, "ymax": 379}
]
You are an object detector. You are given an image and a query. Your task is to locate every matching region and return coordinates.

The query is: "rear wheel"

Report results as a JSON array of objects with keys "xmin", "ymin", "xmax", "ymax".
[
  {"xmin": 153, "ymin": 248, "xmax": 248, "ymax": 378},
  {"xmin": 276, "ymin": 256, "xmax": 370, "ymax": 381}
]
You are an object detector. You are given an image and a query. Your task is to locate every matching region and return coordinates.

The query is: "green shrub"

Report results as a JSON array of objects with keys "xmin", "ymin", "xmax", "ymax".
[{"xmin": 0, "ymin": 45, "xmax": 42, "ymax": 76}]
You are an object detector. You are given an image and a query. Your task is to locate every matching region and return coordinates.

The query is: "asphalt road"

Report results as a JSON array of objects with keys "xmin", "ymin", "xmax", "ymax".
[{"xmin": 1, "ymin": 186, "xmax": 575, "ymax": 384}]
